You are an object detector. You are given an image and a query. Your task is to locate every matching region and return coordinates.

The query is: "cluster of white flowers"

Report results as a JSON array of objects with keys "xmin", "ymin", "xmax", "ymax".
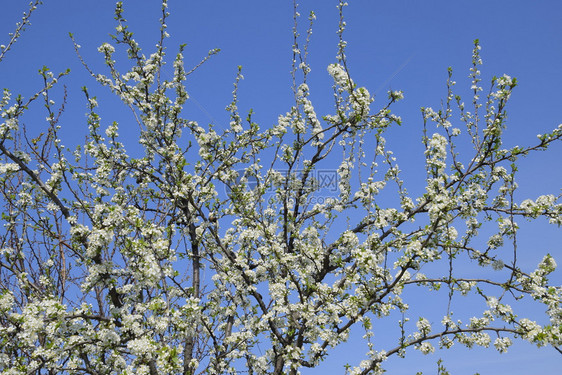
[
  {"xmin": 0, "ymin": 162, "xmax": 18, "ymax": 174},
  {"xmin": 127, "ymin": 336, "xmax": 155, "ymax": 357},
  {"xmin": 297, "ymin": 84, "xmax": 324, "ymax": 143},
  {"xmin": 416, "ymin": 317, "xmax": 432, "ymax": 336},
  {"xmin": 417, "ymin": 341, "xmax": 435, "ymax": 355},
  {"xmin": 493, "ymin": 337, "xmax": 512, "ymax": 353},
  {"xmin": 327, "ymin": 63, "xmax": 350, "ymax": 90},
  {"xmin": 0, "ymin": 291, "xmax": 14, "ymax": 312},
  {"xmin": 351, "ymin": 86, "xmax": 373, "ymax": 118},
  {"xmin": 493, "ymin": 74, "xmax": 516, "ymax": 92},
  {"xmin": 520, "ymin": 194, "xmax": 559, "ymax": 219},
  {"xmin": 97, "ymin": 42, "xmax": 115, "ymax": 54},
  {"xmin": 353, "ymin": 179, "xmax": 385, "ymax": 204},
  {"xmin": 337, "ymin": 159, "xmax": 352, "ymax": 197},
  {"xmin": 426, "ymin": 133, "xmax": 448, "ymax": 164}
]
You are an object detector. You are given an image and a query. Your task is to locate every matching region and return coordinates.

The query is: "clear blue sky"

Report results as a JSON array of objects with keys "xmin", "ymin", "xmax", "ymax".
[{"xmin": 1, "ymin": 1, "xmax": 561, "ymax": 374}]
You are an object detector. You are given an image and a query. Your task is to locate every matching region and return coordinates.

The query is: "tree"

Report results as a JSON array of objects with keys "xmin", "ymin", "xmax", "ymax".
[{"xmin": 0, "ymin": 1, "xmax": 561, "ymax": 374}]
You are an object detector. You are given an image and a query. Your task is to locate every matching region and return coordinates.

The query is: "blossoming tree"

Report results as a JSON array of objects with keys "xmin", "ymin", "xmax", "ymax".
[{"xmin": 0, "ymin": 1, "xmax": 561, "ymax": 374}]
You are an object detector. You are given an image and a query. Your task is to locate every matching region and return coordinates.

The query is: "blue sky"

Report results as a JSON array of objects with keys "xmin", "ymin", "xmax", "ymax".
[{"xmin": 1, "ymin": 1, "xmax": 562, "ymax": 374}]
